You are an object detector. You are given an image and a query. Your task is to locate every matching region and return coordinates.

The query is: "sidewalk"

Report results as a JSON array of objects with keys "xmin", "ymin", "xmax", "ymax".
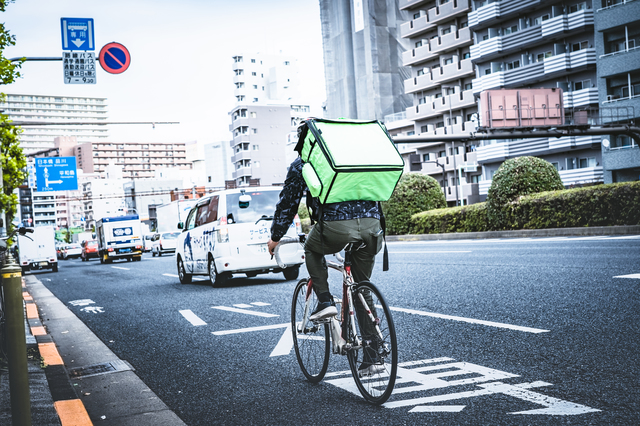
[
  {"xmin": 1, "ymin": 225, "xmax": 639, "ymax": 425},
  {"xmin": 1, "ymin": 274, "xmax": 185, "ymax": 425}
]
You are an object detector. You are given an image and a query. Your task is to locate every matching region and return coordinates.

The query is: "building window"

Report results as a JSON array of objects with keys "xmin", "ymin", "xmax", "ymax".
[
  {"xmin": 534, "ymin": 14, "xmax": 550, "ymax": 26},
  {"xmin": 573, "ymin": 79, "xmax": 591, "ymax": 90},
  {"xmin": 569, "ymin": 2, "xmax": 586, "ymax": 13},
  {"xmin": 441, "ymin": 27, "xmax": 451, "ymax": 35},
  {"xmin": 464, "ymin": 83, "xmax": 473, "ymax": 91},
  {"xmin": 444, "ymin": 57, "xmax": 453, "ymax": 65},
  {"xmin": 551, "ymin": 162, "xmax": 559, "ymax": 171},
  {"xmin": 251, "ymin": 59, "xmax": 256, "ymax": 63},
  {"xmin": 506, "ymin": 60, "xmax": 520, "ymax": 70},
  {"xmin": 503, "ymin": 25, "xmax": 518, "ymax": 35},
  {"xmin": 471, "ymin": 175, "xmax": 480, "ymax": 184},
  {"xmin": 422, "ymin": 153, "xmax": 430, "ymax": 161},
  {"xmin": 415, "ymin": 40, "xmax": 423, "ymax": 48},
  {"xmin": 251, "ymin": 72, "xmax": 257, "ymax": 76},
  {"xmin": 579, "ymin": 157, "xmax": 596, "ymax": 168},
  {"xmin": 571, "ymin": 41, "xmax": 589, "ymax": 52},
  {"xmin": 284, "ymin": 61, "xmax": 290, "ymax": 65},
  {"xmin": 463, "ymin": 52, "xmax": 471, "ymax": 59},
  {"xmin": 407, "ymin": 131, "xmax": 415, "ymax": 136},
  {"xmin": 420, "ymin": 125, "xmax": 428, "ymax": 133},
  {"xmin": 417, "ymin": 69, "xmax": 425, "ymax": 76},
  {"xmin": 436, "ymin": 122, "xmax": 444, "ymax": 128},
  {"xmin": 413, "ymin": 12, "xmax": 421, "ymax": 19}
]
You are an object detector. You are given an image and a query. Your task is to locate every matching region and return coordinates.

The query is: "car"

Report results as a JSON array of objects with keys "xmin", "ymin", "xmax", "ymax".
[
  {"xmin": 175, "ymin": 187, "xmax": 304, "ymax": 286},
  {"xmin": 143, "ymin": 234, "xmax": 154, "ymax": 252},
  {"xmin": 56, "ymin": 243, "xmax": 65, "ymax": 260},
  {"xmin": 62, "ymin": 243, "xmax": 82, "ymax": 259},
  {"xmin": 151, "ymin": 232, "xmax": 181, "ymax": 257},
  {"xmin": 81, "ymin": 240, "xmax": 99, "ymax": 261}
]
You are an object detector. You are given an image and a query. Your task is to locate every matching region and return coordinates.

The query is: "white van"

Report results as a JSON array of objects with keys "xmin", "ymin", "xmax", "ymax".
[{"xmin": 175, "ymin": 187, "xmax": 304, "ymax": 286}]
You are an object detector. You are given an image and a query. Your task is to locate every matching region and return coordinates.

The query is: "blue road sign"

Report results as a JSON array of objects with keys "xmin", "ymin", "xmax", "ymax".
[
  {"xmin": 34, "ymin": 157, "xmax": 78, "ymax": 192},
  {"xmin": 61, "ymin": 17, "xmax": 95, "ymax": 51}
]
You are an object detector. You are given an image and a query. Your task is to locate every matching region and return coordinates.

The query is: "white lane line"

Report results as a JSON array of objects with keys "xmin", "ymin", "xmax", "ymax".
[
  {"xmin": 179, "ymin": 309, "xmax": 207, "ymax": 326},
  {"xmin": 112, "ymin": 266, "xmax": 130, "ymax": 270},
  {"xmin": 410, "ymin": 405, "xmax": 466, "ymax": 413},
  {"xmin": 212, "ymin": 323, "xmax": 289, "ymax": 336},
  {"xmin": 234, "ymin": 304, "xmax": 253, "ymax": 308},
  {"xmin": 607, "ymin": 235, "xmax": 640, "ymax": 239},
  {"xmin": 163, "ymin": 273, "xmax": 178, "ymax": 277},
  {"xmin": 270, "ymin": 324, "xmax": 293, "ymax": 357},
  {"xmin": 163, "ymin": 273, "xmax": 206, "ymax": 281},
  {"xmin": 390, "ymin": 306, "xmax": 549, "ymax": 334},
  {"xmin": 392, "ymin": 251, "xmax": 472, "ymax": 254},
  {"xmin": 614, "ymin": 273, "xmax": 640, "ymax": 279},
  {"xmin": 212, "ymin": 306, "xmax": 279, "ymax": 318},
  {"xmin": 251, "ymin": 302, "xmax": 271, "ymax": 306}
]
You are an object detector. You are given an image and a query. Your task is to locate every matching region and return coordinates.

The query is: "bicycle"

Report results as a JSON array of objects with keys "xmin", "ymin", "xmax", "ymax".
[{"xmin": 275, "ymin": 234, "xmax": 398, "ymax": 404}]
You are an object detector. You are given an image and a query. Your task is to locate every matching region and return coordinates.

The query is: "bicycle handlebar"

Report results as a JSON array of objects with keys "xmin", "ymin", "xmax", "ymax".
[
  {"xmin": 0, "ymin": 226, "xmax": 35, "ymax": 251},
  {"xmin": 273, "ymin": 236, "xmax": 303, "ymax": 269}
]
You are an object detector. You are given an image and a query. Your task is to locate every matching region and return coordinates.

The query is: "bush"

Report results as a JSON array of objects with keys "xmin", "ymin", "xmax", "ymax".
[
  {"xmin": 382, "ymin": 173, "xmax": 446, "ymax": 234},
  {"xmin": 411, "ymin": 202, "xmax": 489, "ymax": 234},
  {"xmin": 486, "ymin": 156, "xmax": 564, "ymax": 230}
]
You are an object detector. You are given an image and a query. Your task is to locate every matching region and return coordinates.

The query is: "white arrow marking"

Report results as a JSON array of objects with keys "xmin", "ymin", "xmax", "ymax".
[
  {"xmin": 410, "ymin": 405, "xmax": 466, "ymax": 413},
  {"xmin": 270, "ymin": 323, "xmax": 293, "ymax": 357},
  {"xmin": 72, "ymin": 39, "xmax": 86, "ymax": 48},
  {"xmin": 212, "ymin": 305, "xmax": 278, "ymax": 318},
  {"xmin": 389, "ymin": 306, "xmax": 549, "ymax": 333}
]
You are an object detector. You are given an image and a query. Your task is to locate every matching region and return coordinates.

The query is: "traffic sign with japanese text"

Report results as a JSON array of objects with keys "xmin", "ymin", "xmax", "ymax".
[
  {"xmin": 60, "ymin": 17, "xmax": 95, "ymax": 51},
  {"xmin": 34, "ymin": 157, "xmax": 78, "ymax": 192},
  {"xmin": 63, "ymin": 51, "xmax": 97, "ymax": 84}
]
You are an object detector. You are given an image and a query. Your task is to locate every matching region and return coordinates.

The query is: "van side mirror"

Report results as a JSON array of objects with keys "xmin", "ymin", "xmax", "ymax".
[{"xmin": 177, "ymin": 222, "xmax": 184, "ymax": 230}]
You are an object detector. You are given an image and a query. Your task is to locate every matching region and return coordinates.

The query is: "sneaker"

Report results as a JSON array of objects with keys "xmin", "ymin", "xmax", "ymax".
[
  {"xmin": 309, "ymin": 301, "xmax": 337, "ymax": 321},
  {"xmin": 358, "ymin": 343, "xmax": 384, "ymax": 377}
]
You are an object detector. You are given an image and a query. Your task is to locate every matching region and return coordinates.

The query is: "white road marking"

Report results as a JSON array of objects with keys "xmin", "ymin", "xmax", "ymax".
[
  {"xmin": 392, "ymin": 251, "xmax": 472, "ymax": 254},
  {"xmin": 389, "ymin": 306, "xmax": 549, "ymax": 334},
  {"xmin": 163, "ymin": 273, "xmax": 178, "ymax": 277},
  {"xmin": 211, "ymin": 306, "xmax": 279, "ymax": 318},
  {"xmin": 179, "ymin": 309, "xmax": 207, "ymax": 326},
  {"xmin": 270, "ymin": 324, "xmax": 293, "ymax": 357},
  {"xmin": 163, "ymin": 273, "xmax": 206, "ymax": 281},
  {"xmin": 234, "ymin": 304, "xmax": 253, "ymax": 308},
  {"xmin": 251, "ymin": 302, "xmax": 271, "ymax": 306},
  {"xmin": 614, "ymin": 273, "xmax": 640, "ymax": 279},
  {"xmin": 112, "ymin": 266, "xmax": 130, "ymax": 270},
  {"xmin": 410, "ymin": 405, "xmax": 466, "ymax": 413},
  {"xmin": 212, "ymin": 323, "xmax": 289, "ymax": 336}
]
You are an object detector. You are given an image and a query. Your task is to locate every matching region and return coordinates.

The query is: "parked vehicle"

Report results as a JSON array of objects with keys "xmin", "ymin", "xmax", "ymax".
[
  {"xmin": 62, "ymin": 243, "xmax": 82, "ymax": 259},
  {"xmin": 17, "ymin": 225, "xmax": 58, "ymax": 273},
  {"xmin": 151, "ymin": 232, "xmax": 181, "ymax": 257},
  {"xmin": 95, "ymin": 215, "xmax": 143, "ymax": 263},
  {"xmin": 81, "ymin": 240, "xmax": 99, "ymax": 261},
  {"xmin": 143, "ymin": 234, "xmax": 154, "ymax": 252},
  {"xmin": 175, "ymin": 187, "xmax": 304, "ymax": 286},
  {"xmin": 56, "ymin": 242, "xmax": 65, "ymax": 260}
]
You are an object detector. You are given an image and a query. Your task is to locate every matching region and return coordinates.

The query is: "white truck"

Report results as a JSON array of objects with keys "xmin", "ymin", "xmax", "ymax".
[
  {"xmin": 72, "ymin": 231, "xmax": 94, "ymax": 245},
  {"xmin": 95, "ymin": 214, "xmax": 143, "ymax": 263},
  {"xmin": 17, "ymin": 225, "xmax": 58, "ymax": 273},
  {"xmin": 155, "ymin": 199, "xmax": 196, "ymax": 233}
]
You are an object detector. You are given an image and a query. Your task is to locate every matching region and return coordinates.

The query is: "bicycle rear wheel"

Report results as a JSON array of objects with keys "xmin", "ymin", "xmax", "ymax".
[
  {"xmin": 346, "ymin": 281, "xmax": 397, "ymax": 404},
  {"xmin": 291, "ymin": 278, "xmax": 330, "ymax": 383}
]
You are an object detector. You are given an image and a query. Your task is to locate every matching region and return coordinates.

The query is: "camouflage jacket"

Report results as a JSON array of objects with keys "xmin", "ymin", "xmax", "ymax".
[{"xmin": 270, "ymin": 157, "xmax": 381, "ymax": 242}]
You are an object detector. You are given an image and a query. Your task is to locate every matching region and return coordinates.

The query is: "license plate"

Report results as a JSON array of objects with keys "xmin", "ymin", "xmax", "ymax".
[
  {"xmin": 257, "ymin": 244, "xmax": 268, "ymax": 253},
  {"xmin": 40, "ymin": 261, "xmax": 48, "ymax": 266}
]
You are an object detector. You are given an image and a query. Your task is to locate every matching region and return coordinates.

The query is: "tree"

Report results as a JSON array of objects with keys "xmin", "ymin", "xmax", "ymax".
[{"xmin": 0, "ymin": 0, "xmax": 26, "ymax": 232}]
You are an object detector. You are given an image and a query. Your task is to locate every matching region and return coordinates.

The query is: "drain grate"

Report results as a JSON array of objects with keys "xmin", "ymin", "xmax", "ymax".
[{"xmin": 68, "ymin": 360, "xmax": 133, "ymax": 378}]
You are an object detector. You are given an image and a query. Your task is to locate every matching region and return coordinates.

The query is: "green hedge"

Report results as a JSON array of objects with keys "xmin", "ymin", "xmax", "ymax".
[{"xmin": 411, "ymin": 181, "xmax": 640, "ymax": 234}]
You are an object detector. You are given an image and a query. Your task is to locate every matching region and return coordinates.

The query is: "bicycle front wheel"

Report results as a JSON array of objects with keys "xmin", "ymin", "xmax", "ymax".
[
  {"xmin": 291, "ymin": 278, "xmax": 330, "ymax": 383},
  {"xmin": 346, "ymin": 281, "xmax": 398, "ymax": 404}
]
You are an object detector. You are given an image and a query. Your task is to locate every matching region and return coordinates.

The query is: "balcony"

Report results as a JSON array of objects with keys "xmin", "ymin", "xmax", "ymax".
[
  {"xmin": 231, "ymin": 150, "xmax": 252, "ymax": 163},
  {"xmin": 559, "ymin": 166, "xmax": 603, "ymax": 186},
  {"xmin": 232, "ymin": 166, "xmax": 252, "ymax": 179},
  {"xmin": 407, "ymin": 90, "xmax": 476, "ymax": 121},
  {"xmin": 403, "ymin": 27, "xmax": 472, "ymax": 66},
  {"xmin": 469, "ymin": 0, "xmax": 541, "ymax": 30},
  {"xmin": 471, "ymin": 25, "xmax": 542, "ymax": 63},
  {"xmin": 563, "ymin": 88, "xmax": 599, "ymax": 109},
  {"xmin": 548, "ymin": 135, "xmax": 600, "ymax": 152},
  {"xmin": 400, "ymin": 0, "xmax": 471, "ymax": 39},
  {"xmin": 472, "ymin": 71, "xmax": 505, "ymax": 94},
  {"xmin": 476, "ymin": 141, "xmax": 509, "ymax": 163},
  {"xmin": 399, "ymin": 0, "xmax": 429, "ymax": 10},
  {"xmin": 405, "ymin": 59, "xmax": 474, "ymax": 93}
]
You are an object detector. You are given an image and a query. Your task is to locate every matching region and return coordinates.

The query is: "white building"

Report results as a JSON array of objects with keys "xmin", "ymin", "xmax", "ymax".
[
  {"xmin": 204, "ymin": 141, "xmax": 233, "ymax": 189},
  {"xmin": 1, "ymin": 94, "xmax": 109, "ymax": 155}
]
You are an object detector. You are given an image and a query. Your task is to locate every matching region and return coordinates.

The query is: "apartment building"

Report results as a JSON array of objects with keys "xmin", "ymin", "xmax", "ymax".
[
  {"xmin": 1, "ymin": 94, "xmax": 108, "ymax": 154},
  {"xmin": 595, "ymin": 0, "xmax": 640, "ymax": 183},
  {"xmin": 74, "ymin": 141, "xmax": 191, "ymax": 179},
  {"xmin": 319, "ymin": 0, "xmax": 412, "ymax": 120},
  {"xmin": 229, "ymin": 52, "xmax": 311, "ymax": 187},
  {"xmin": 395, "ymin": 0, "xmax": 603, "ymax": 204}
]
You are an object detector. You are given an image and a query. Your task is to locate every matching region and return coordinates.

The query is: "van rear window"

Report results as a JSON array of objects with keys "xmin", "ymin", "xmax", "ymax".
[{"xmin": 225, "ymin": 191, "xmax": 279, "ymax": 224}]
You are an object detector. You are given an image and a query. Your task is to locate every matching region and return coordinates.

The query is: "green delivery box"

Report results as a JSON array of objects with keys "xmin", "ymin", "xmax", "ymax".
[{"xmin": 298, "ymin": 118, "xmax": 404, "ymax": 204}]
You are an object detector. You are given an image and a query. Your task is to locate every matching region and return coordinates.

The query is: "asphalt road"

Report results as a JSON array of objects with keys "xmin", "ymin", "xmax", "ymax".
[{"xmin": 31, "ymin": 236, "xmax": 640, "ymax": 425}]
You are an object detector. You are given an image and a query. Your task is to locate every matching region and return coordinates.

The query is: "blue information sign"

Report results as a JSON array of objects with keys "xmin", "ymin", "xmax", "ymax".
[
  {"xmin": 35, "ymin": 157, "xmax": 78, "ymax": 192},
  {"xmin": 61, "ymin": 17, "xmax": 95, "ymax": 51}
]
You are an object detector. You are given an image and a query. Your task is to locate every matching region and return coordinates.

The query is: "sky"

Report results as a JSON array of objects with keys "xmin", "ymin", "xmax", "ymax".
[{"xmin": 2, "ymin": 0, "xmax": 326, "ymax": 146}]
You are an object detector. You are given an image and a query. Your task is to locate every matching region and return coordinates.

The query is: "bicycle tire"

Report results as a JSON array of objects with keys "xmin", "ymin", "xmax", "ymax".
[
  {"xmin": 291, "ymin": 278, "xmax": 330, "ymax": 383},
  {"xmin": 346, "ymin": 281, "xmax": 397, "ymax": 404}
]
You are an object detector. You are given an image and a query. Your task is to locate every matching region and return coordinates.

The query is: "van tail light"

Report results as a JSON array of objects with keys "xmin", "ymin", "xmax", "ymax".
[
  {"xmin": 294, "ymin": 214, "xmax": 302, "ymax": 234},
  {"xmin": 220, "ymin": 217, "xmax": 227, "ymax": 226},
  {"xmin": 108, "ymin": 247, "xmax": 114, "ymax": 252},
  {"xmin": 217, "ymin": 227, "xmax": 229, "ymax": 243}
]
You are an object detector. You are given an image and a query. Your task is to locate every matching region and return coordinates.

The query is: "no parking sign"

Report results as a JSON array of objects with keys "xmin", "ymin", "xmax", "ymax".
[{"xmin": 99, "ymin": 42, "xmax": 131, "ymax": 74}]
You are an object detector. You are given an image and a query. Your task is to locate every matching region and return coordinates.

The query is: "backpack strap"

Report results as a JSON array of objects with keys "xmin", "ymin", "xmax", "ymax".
[{"xmin": 379, "ymin": 202, "xmax": 389, "ymax": 272}]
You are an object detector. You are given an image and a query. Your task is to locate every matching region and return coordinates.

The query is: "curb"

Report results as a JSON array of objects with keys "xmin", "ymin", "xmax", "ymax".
[
  {"xmin": 386, "ymin": 225, "xmax": 640, "ymax": 242},
  {"xmin": 23, "ymin": 278, "xmax": 93, "ymax": 426}
]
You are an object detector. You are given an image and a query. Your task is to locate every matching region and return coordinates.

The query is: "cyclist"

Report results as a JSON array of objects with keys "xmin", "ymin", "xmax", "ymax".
[{"xmin": 267, "ymin": 135, "xmax": 384, "ymax": 325}]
